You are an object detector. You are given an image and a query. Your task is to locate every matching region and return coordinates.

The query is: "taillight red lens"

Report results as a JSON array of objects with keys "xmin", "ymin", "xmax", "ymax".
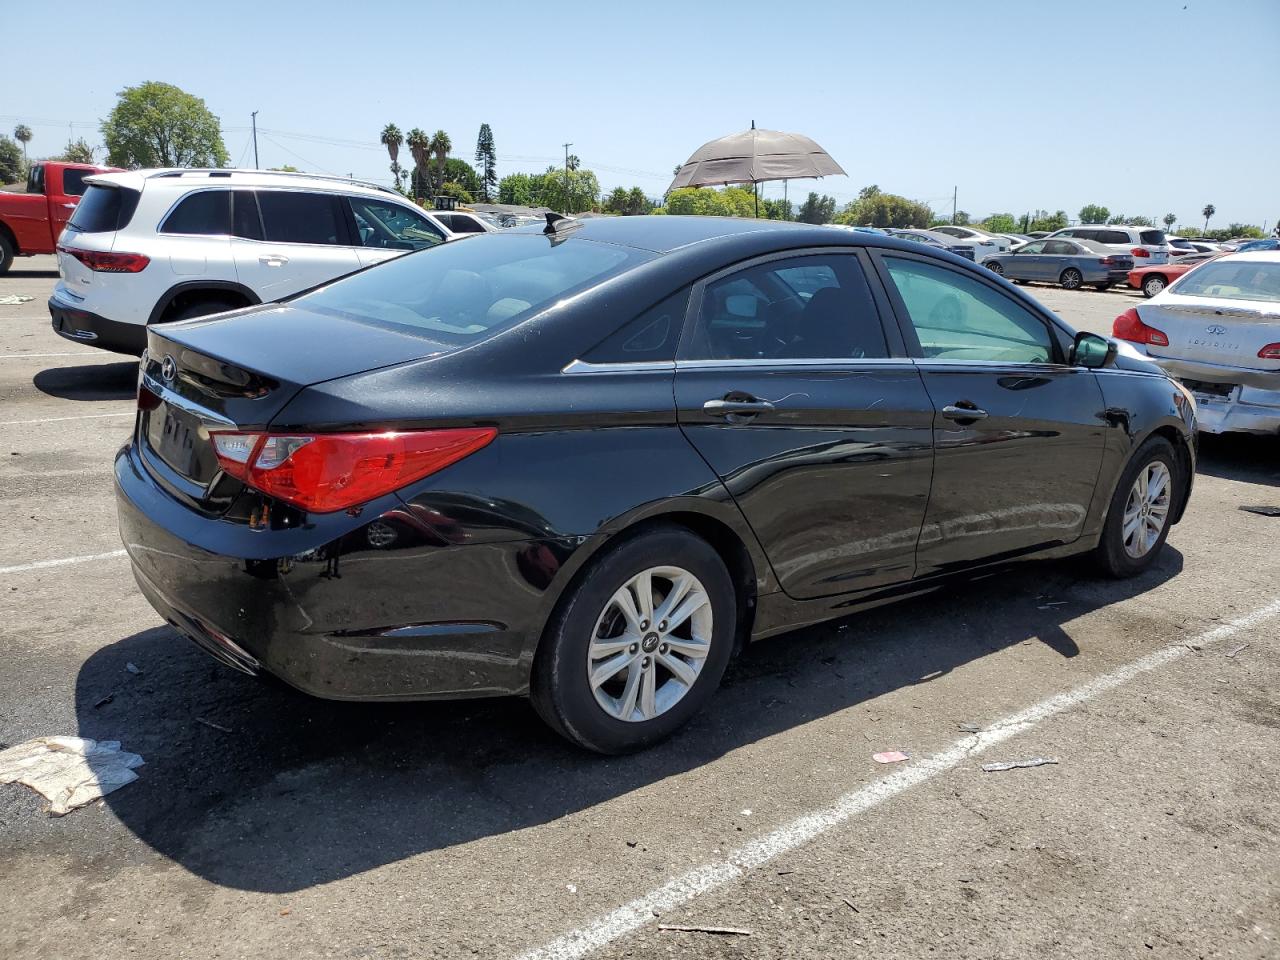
[
  {"xmin": 58, "ymin": 244, "xmax": 150, "ymax": 273},
  {"xmin": 1113, "ymin": 307, "xmax": 1169, "ymax": 347},
  {"xmin": 210, "ymin": 428, "xmax": 497, "ymax": 513},
  {"xmin": 1131, "ymin": 247, "xmax": 1151, "ymax": 258},
  {"xmin": 1100, "ymin": 256, "xmax": 1116, "ymax": 266},
  {"xmin": 1259, "ymin": 343, "xmax": 1280, "ymax": 360}
]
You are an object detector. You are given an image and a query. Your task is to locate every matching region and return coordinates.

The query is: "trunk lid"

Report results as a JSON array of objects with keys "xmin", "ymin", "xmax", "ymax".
[{"xmin": 1140, "ymin": 294, "xmax": 1280, "ymax": 375}]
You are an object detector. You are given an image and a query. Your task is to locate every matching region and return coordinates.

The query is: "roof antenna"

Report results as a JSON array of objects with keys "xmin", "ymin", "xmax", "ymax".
[{"xmin": 544, "ymin": 211, "xmax": 575, "ymax": 234}]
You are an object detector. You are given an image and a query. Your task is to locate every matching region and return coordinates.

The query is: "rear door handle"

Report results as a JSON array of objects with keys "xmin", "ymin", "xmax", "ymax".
[
  {"xmin": 704, "ymin": 398, "xmax": 775, "ymax": 419},
  {"xmin": 259, "ymin": 255, "xmax": 289, "ymax": 267},
  {"xmin": 941, "ymin": 403, "xmax": 989, "ymax": 421}
]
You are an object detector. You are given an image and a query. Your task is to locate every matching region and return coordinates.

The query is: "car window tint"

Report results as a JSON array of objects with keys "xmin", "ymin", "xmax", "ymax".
[
  {"xmin": 1139, "ymin": 230, "xmax": 1167, "ymax": 245},
  {"xmin": 449, "ymin": 216, "xmax": 486, "ymax": 234},
  {"xmin": 161, "ymin": 190, "xmax": 231, "ymax": 235},
  {"xmin": 232, "ymin": 191, "xmax": 263, "ymax": 240},
  {"xmin": 884, "ymin": 257, "xmax": 1055, "ymax": 364},
  {"xmin": 1019, "ymin": 241, "xmax": 1046, "ymax": 254},
  {"xmin": 1171, "ymin": 260, "xmax": 1280, "ymax": 303},
  {"xmin": 349, "ymin": 197, "xmax": 445, "ymax": 250},
  {"xmin": 583, "ymin": 288, "xmax": 690, "ymax": 363},
  {"xmin": 61, "ymin": 169, "xmax": 91, "ymax": 197},
  {"xmin": 1044, "ymin": 240, "xmax": 1076, "ymax": 255},
  {"xmin": 684, "ymin": 254, "xmax": 887, "ymax": 361},
  {"xmin": 258, "ymin": 191, "xmax": 344, "ymax": 245},
  {"xmin": 67, "ymin": 185, "xmax": 141, "ymax": 233},
  {"xmin": 1097, "ymin": 230, "xmax": 1129, "ymax": 244}
]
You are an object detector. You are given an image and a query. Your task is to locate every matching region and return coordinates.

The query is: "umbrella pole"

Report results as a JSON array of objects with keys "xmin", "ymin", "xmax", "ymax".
[{"xmin": 754, "ymin": 181, "xmax": 759, "ymax": 218}]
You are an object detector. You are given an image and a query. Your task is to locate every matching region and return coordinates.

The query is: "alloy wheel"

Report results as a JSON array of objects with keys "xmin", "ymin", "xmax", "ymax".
[
  {"xmin": 1061, "ymin": 269, "xmax": 1082, "ymax": 289},
  {"xmin": 1121, "ymin": 461, "xmax": 1171, "ymax": 559},
  {"xmin": 587, "ymin": 566, "xmax": 712, "ymax": 722}
]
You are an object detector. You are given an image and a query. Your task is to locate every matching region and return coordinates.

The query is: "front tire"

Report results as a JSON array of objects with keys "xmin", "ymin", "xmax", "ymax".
[
  {"xmin": 531, "ymin": 526, "xmax": 736, "ymax": 753},
  {"xmin": 1142, "ymin": 275, "xmax": 1167, "ymax": 298},
  {"xmin": 1060, "ymin": 268, "xmax": 1083, "ymax": 290},
  {"xmin": 0, "ymin": 233, "xmax": 14, "ymax": 275},
  {"xmin": 1093, "ymin": 437, "xmax": 1180, "ymax": 578},
  {"xmin": 985, "ymin": 260, "xmax": 1003, "ymax": 275}
]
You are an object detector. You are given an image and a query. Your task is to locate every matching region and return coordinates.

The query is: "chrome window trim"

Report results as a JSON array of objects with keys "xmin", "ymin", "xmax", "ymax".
[
  {"xmin": 561, "ymin": 358, "xmax": 675, "ymax": 375},
  {"xmin": 677, "ymin": 357, "xmax": 912, "ymax": 371}
]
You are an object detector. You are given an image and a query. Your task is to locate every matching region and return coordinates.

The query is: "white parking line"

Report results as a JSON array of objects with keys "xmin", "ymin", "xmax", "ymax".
[
  {"xmin": 0, "ymin": 550, "xmax": 127, "ymax": 576},
  {"xmin": 0, "ymin": 352, "xmax": 99, "ymax": 360},
  {"xmin": 515, "ymin": 597, "xmax": 1280, "ymax": 960},
  {"xmin": 0, "ymin": 412, "xmax": 134, "ymax": 426}
]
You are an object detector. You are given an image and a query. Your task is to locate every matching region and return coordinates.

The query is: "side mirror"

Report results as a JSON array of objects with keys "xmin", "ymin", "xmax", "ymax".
[{"xmin": 1071, "ymin": 331, "xmax": 1117, "ymax": 369}]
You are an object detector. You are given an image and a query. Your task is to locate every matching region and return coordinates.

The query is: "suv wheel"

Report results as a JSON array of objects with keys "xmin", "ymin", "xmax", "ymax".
[
  {"xmin": 1093, "ymin": 437, "xmax": 1180, "ymax": 578},
  {"xmin": 531, "ymin": 526, "xmax": 736, "ymax": 753}
]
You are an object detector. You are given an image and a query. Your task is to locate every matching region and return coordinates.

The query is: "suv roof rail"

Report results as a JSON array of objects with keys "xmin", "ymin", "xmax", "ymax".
[{"xmin": 144, "ymin": 168, "xmax": 399, "ymax": 196}]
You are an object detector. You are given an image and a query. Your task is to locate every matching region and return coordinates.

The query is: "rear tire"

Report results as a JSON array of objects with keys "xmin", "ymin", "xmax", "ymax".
[
  {"xmin": 1092, "ymin": 437, "xmax": 1180, "ymax": 578},
  {"xmin": 1094, "ymin": 282, "xmax": 1111, "ymax": 291},
  {"xmin": 1142, "ymin": 275, "xmax": 1167, "ymax": 298},
  {"xmin": 531, "ymin": 526, "xmax": 736, "ymax": 753},
  {"xmin": 0, "ymin": 234, "xmax": 14, "ymax": 275},
  {"xmin": 1060, "ymin": 268, "xmax": 1083, "ymax": 290}
]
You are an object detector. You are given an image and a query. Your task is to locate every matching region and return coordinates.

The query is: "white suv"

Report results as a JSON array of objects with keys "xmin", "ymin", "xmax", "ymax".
[
  {"xmin": 48, "ymin": 169, "xmax": 463, "ymax": 355},
  {"xmin": 1046, "ymin": 224, "xmax": 1171, "ymax": 265}
]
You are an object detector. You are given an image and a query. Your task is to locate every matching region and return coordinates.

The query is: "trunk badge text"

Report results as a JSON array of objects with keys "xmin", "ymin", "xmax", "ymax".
[{"xmin": 161, "ymin": 356, "xmax": 177, "ymax": 382}]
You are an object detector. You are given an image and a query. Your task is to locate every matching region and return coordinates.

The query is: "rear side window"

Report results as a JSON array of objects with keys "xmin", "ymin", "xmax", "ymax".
[
  {"xmin": 1098, "ymin": 230, "xmax": 1130, "ymax": 244},
  {"xmin": 1140, "ymin": 230, "xmax": 1167, "ymax": 245},
  {"xmin": 258, "ymin": 191, "xmax": 345, "ymax": 245},
  {"xmin": 883, "ymin": 256, "xmax": 1055, "ymax": 364},
  {"xmin": 61, "ymin": 170, "xmax": 91, "ymax": 196},
  {"xmin": 160, "ymin": 190, "xmax": 231, "ymax": 235},
  {"xmin": 232, "ymin": 191, "xmax": 263, "ymax": 240},
  {"xmin": 448, "ymin": 215, "xmax": 487, "ymax": 234},
  {"xmin": 1044, "ymin": 240, "xmax": 1076, "ymax": 255},
  {"xmin": 583, "ymin": 288, "xmax": 690, "ymax": 363},
  {"xmin": 67, "ymin": 185, "xmax": 141, "ymax": 233}
]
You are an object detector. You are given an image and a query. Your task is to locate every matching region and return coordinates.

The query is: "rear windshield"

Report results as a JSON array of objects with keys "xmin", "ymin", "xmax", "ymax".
[
  {"xmin": 67, "ymin": 185, "xmax": 141, "ymax": 233},
  {"xmin": 1139, "ymin": 229, "xmax": 1167, "ymax": 245},
  {"xmin": 296, "ymin": 234, "xmax": 649, "ymax": 344},
  {"xmin": 1171, "ymin": 260, "xmax": 1280, "ymax": 302}
]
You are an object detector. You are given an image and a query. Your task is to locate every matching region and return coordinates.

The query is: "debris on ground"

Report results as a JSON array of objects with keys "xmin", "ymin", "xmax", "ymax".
[
  {"xmin": 658, "ymin": 924, "xmax": 751, "ymax": 936},
  {"xmin": 1184, "ymin": 642, "xmax": 1202, "ymax": 652},
  {"xmin": 842, "ymin": 897, "xmax": 860, "ymax": 913},
  {"xmin": 1239, "ymin": 505, "xmax": 1280, "ymax": 518},
  {"xmin": 0, "ymin": 737, "xmax": 144, "ymax": 815},
  {"xmin": 93, "ymin": 693, "xmax": 115, "ymax": 709},
  {"xmin": 1226, "ymin": 643, "xmax": 1250, "ymax": 658},
  {"xmin": 982, "ymin": 757, "xmax": 1059, "ymax": 773},
  {"xmin": 1037, "ymin": 601, "xmax": 1068, "ymax": 609},
  {"xmin": 195, "ymin": 717, "xmax": 232, "ymax": 733},
  {"xmin": 125, "ymin": 662, "xmax": 141, "ymax": 675},
  {"xmin": 873, "ymin": 750, "xmax": 910, "ymax": 764},
  {"xmin": 957, "ymin": 722, "xmax": 981, "ymax": 733},
  {"xmin": 0, "ymin": 295, "xmax": 35, "ymax": 305}
]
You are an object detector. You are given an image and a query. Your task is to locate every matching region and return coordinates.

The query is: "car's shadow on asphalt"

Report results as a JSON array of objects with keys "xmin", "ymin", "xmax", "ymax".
[
  {"xmin": 76, "ymin": 549, "xmax": 1182, "ymax": 894},
  {"xmin": 1196, "ymin": 432, "xmax": 1280, "ymax": 488},
  {"xmin": 33, "ymin": 361, "xmax": 137, "ymax": 401}
]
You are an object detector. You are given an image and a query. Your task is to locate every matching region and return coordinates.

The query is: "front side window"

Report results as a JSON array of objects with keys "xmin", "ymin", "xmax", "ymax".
[
  {"xmin": 448, "ymin": 215, "xmax": 487, "ymax": 234},
  {"xmin": 349, "ymin": 197, "xmax": 445, "ymax": 251},
  {"xmin": 1019, "ymin": 241, "xmax": 1046, "ymax": 255},
  {"xmin": 1171, "ymin": 260, "xmax": 1280, "ymax": 302},
  {"xmin": 884, "ymin": 257, "xmax": 1055, "ymax": 364},
  {"xmin": 683, "ymin": 254, "xmax": 888, "ymax": 362},
  {"xmin": 258, "ymin": 191, "xmax": 345, "ymax": 245},
  {"xmin": 161, "ymin": 190, "xmax": 231, "ymax": 235}
]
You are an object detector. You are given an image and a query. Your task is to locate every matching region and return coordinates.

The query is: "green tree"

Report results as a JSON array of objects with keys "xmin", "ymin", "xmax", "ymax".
[
  {"xmin": 0, "ymin": 135, "xmax": 23, "ymax": 184},
  {"xmin": 982, "ymin": 213, "xmax": 1018, "ymax": 234},
  {"xmin": 603, "ymin": 186, "xmax": 629, "ymax": 214},
  {"xmin": 1163, "ymin": 213, "xmax": 1177, "ymax": 231},
  {"xmin": 57, "ymin": 138, "xmax": 96, "ymax": 164},
  {"xmin": 1202, "ymin": 203, "xmax": 1215, "ymax": 233},
  {"xmin": 836, "ymin": 192, "xmax": 933, "ymax": 228},
  {"xmin": 797, "ymin": 192, "xmax": 837, "ymax": 224},
  {"xmin": 1078, "ymin": 204, "xmax": 1110, "ymax": 225},
  {"xmin": 952, "ymin": 210, "xmax": 971, "ymax": 226},
  {"xmin": 13, "ymin": 124, "xmax": 32, "ymax": 166},
  {"xmin": 627, "ymin": 187, "xmax": 652, "ymax": 216},
  {"xmin": 665, "ymin": 186, "xmax": 756, "ymax": 218},
  {"xmin": 1027, "ymin": 210, "xmax": 1069, "ymax": 233},
  {"xmin": 406, "ymin": 129, "xmax": 430, "ymax": 199},
  {"xmin": 429, "ymin": 130, "xmax": 451, "ymax": 196},
  {"xmin": 603, "ymin": 186, "xmax": 652, "ymax": 215},
  {"xmin": 536, "ymin": 165, "xmax": 600, "ymax": 213},
  {"xmin": 437, "ymin": 181, "xmax": 473, "ymax": 203},
  {"xmin": 268, "ymin": 164, "xmax": 300, "ymax": 172},
  {"xmin": 101, "ymin": 81, "xmax": 228, "ymax": 168},
  {"xmin": 380, "ymin": 124, "xmax": 404, "ymax": 192},
  {"xmin": 763, "ymin": 198, "xmax": 792, "ymax": 221},
  {"xmin": 474, "ymin": 123, "xmax": 496, "ymax": 202},
  {"xmin": 441, "ymin": 158, "xmax": 480, "ymax": 198},
  {"xmin": 498, "ymin": 172, "xmax": 539, "ymax": 206}
]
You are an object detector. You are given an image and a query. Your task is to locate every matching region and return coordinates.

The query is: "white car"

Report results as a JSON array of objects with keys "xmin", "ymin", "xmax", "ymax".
[
  {"xmin": 1112, "ymin": 251, "xmax": 1280, "ymax": 434},
  {"xmin": 430, "ymin": 210, "xmax": 497, "ymax": 234},
  {"xmin": 930, "ymin": 224, "xmax": 1011, "ymax": 253},
  {"xmin": 1048, "ymin": 224, "xmax": 1171, "ymax": 265},
  {"xmin": 48, "ymin": 168, "xmax": 461, "ymax": 355}
]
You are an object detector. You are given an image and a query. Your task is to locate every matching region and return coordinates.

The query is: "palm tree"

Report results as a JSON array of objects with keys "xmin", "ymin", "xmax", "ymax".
[
  {"xmin": 13, "ymin": 124, "xmax": 32, "ymax": 166},
  {"xmin": 380, "ymin": 124, "xmax": 403, "ymax": 191},
  {"xmin": 566, "ymin": 154, "xmax": 580, "ymax": 172},
  {"xmin": 1163, "ymin": 213, "xmax": 1176, "ymax": 231},
  {"xmin": 428, "ymin": 130, "xmax": 451, "ymax": 197},
  {"xmin": 406, "ymin": 128, "xmax": 430, "ymax": 200},
  {"xmin": 1202, "ymin": 203, "xmax": 1215, "ymax": 235}
]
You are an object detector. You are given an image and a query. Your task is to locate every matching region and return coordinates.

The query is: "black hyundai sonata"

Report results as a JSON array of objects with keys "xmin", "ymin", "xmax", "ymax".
[{"xmin": 116, "ymin": 215, "xmax": 1196, "ymax": 752}]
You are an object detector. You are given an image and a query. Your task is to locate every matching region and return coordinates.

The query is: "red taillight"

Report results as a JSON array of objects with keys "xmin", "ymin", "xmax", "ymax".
[
  {"xmin": 1113, "ymin": 308, "xmax": 1169, "ymax": 347},
  {"xmin": 210, "ymin": 428, "xmax": 497, "ymax": 513},
  {"xmin": 58, "ymin": 244, "xmax": 150, "ymax": 273},
  {"xmin": 1100, "ymin": 257, "xmax": 1117, "ymax": 266},
  {"xmin": 137, "ymin": 383, "xmax": 163, "ymax": 411},
  {"xmin": 1259, "ymin": 343, "xmax": 1280, "ymax": 360},
  {"xmin": 1131, "ymin": 247, "xmax": 1151, "ymax": 258}
]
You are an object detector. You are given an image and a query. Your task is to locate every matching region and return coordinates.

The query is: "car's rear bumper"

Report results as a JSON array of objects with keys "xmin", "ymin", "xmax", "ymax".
[
  {"xmin": 115, "ymin": 442, "xmax": 579, "ymax": 700},
  {"xmin": 1184, "ymin": 384, "xmax": 1280, "ymax": 435},
  {"xmin": 48, "ymin": 296, "xmax": 146, "ymax": 356}
]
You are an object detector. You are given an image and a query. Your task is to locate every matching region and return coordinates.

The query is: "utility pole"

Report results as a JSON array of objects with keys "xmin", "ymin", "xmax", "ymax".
[
  {"xmin": 563, "ymin": 142, "xmax": 572, "ymax": 213},
  {"xmin": 952, "ymin": 186, "xmax": 957, "ymax": 224},
  {"xmin": 251, "ymin": 111, "xmax": 260, "ymax": 169}
]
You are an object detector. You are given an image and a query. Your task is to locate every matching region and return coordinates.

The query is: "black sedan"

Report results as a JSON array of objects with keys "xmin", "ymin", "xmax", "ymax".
[{"xmin": 117, "ymin": 216, "xmax": 1197, "ymax": 753}]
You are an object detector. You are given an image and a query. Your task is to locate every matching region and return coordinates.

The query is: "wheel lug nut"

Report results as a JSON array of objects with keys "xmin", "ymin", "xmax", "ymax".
[
  {"xmin": 658, "ymin": 620, "xmax": 667, "ymax": 631},
  {"xmin": 629, "ymin": 643, "xmax": 638, "ymax": 653},
  {"xmin": 659, "ymin": 643, "xmax": 669, "ymax": 654},
  {"xmin": 640, "ymin": 620, "xmax": 649, "ymax": 630}
]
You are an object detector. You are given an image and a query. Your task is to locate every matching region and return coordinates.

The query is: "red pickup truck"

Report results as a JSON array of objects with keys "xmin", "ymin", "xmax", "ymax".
[{"xmin": 0, "ymin": 160, "xmax": 120, "ymax": 273}]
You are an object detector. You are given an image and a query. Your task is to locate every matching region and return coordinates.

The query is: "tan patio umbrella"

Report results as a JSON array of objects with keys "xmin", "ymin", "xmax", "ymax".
[{"xmin": 668, "ymin": 122, "xmax": 847, "ymax": 217}]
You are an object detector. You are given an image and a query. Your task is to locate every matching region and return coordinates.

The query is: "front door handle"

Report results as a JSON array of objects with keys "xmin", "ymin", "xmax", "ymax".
[
  {"xmin": 704, "ymin": 397, "xmax": 775, "ymax": 420},
  {"xmin": 941, "ymin": 402, "xmax": 989, "ymax": 422},
  {"xmin": 259, "ymin": 255, "xmax": 289, "ymax": 267}
]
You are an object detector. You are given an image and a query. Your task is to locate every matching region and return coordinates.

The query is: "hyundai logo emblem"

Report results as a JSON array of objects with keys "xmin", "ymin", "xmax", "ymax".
[
  {"xmin": 1205, "ymin": 324, "xmax": 1227, "ymax": 336},
  {"xmin": 160, "ymin": 355, "xmax": 177, "ymax": 382}
]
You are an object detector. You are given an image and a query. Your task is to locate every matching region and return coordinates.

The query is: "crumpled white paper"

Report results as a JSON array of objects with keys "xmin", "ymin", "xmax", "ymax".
[{"xmin": 0, "ymin": 736, "xmax": 144, "ymax": 816}]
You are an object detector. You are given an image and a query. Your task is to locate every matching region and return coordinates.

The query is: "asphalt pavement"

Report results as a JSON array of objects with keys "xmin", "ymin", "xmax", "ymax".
[{"xmin": 1, "ymin": 257, "xmax": 1277, "ymax": 960}]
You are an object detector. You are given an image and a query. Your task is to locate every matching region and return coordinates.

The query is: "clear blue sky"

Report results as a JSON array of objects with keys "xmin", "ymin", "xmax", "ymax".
[{"xmin": 4, "ymin": 0, "xmax": 1277, "ymax": 230}]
